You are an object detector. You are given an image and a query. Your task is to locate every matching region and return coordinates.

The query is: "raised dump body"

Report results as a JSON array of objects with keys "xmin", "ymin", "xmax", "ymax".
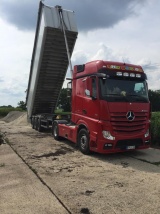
[{"xmin": 26, "ymin": 2, "xmax": 78, "ymax": 118}]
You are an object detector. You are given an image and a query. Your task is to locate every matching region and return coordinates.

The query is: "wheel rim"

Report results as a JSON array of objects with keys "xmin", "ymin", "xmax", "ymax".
[
  {"xmin": 37, "ymin": 119, "xmax": 40, "ymax": 130},
  {"xmin": 80, "ymin": 134, "xmax": 87, "ymax": 150},
  {"xmin": 33, "ymin": 119, "xmax": 35, "ymax": 128},
  {"xmin": 54, "ymin": 125, "xmax": 58, "ymax": 137}
]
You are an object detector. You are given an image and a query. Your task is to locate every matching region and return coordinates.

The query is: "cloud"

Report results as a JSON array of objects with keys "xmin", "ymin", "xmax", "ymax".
[
  {"xmin": 0, "ymin": 18, "xmax": 34, "ymax": 106},
  {"xmin": 0, "ymin": 0, "xmax": 147, "ymax": 32},
  {"xmin": 0, "ymin": 0, "xmax": 38, "ymax": 31},
  {"xmin": 0, "ymin": 79, "xmax": 27, "ymax": 107},
  {"xmin": 140, "ymin": 61, "xmax": 160, "ymax": 90},
  {"xmin": 0, "ymin": 72, "xmax": 29, "ymax": 106},
  {"xmin": 72, "ymin": 43, "xmax": 130, "ymax": 64},
  {"xmin": 0, "ymin": 77, "xmax": 4, "ymax": 83},
  {"xmin": 0, "ymin": 0, "xmax": 159, "ymax": 107},
  {"xmin": 142, "ymin": 63, "xmax": 159, "ymax": 71},
  {"xmin": 72, "ymin": 50, "xmax": 88, "ymax": 65},
  {"xmin": 90, "ymin": 43, "xmax": 128, "ymax": 62}
]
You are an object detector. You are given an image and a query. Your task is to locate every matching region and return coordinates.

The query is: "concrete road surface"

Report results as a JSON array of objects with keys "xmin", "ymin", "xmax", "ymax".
[
  {"xmin": 0, "ymin": 144, "xmax": 68, "ymax": 214},
  {"xmin": 125, "ymin": 147, "xmax": 160, "ymax": 163}
]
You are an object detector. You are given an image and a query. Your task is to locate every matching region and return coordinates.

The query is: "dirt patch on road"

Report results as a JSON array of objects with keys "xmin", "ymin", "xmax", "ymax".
[{"xmin": 0, "ymin": 111, "xmax": 160, "ymax": 214}]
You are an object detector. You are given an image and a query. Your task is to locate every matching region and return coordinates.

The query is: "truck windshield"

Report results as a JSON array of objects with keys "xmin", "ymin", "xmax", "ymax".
[{"xmin": 99, "ymin": 78, "xmax": 149, "ymax": 103}]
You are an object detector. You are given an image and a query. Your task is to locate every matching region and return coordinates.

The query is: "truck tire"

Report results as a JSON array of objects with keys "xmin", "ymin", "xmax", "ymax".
[
  {"xmin": 37, "ymin": 118, "xmax": 43, "ymax": 132},
  {"xmin": 35, "ymin": 118, "xmax": 38, "ymax": 130},
  {"xmin": 31, "ymin": 117, "xmax": 35, "ymax": 129},
  {"xmin": 52, "ymin": 122, "xmax": 60, "ymax": 140},
  {"xmin": 78, "ymin": 129, "xmax": 90, "ymax": 155}
]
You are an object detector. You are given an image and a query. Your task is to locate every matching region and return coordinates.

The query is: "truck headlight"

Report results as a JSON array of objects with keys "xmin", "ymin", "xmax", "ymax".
[
  {"xmin": 102, "ymin": 131, "xmax": 115, "ymax": 140},
  {"xmin": 144, "ymin": 129, "xmax": 149, "ymax": 138}
]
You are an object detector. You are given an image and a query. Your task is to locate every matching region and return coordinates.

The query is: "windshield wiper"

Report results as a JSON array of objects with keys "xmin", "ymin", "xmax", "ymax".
[
  {"xmin": 104, "ymin": 93, "xmax": 129, "ymax": 101},
  {"xmin": 128, "ymin": 94, "xmax": 148, "ymax": 101},
  {"xmin": 104, "ymin": 93, "xmax": 121, "ymax": 96}
]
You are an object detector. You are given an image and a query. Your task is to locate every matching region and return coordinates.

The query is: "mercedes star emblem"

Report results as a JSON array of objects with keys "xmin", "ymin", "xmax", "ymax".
[{"xmin": 126, "ymin": 111, "xmax": 135, "ymax": 121}]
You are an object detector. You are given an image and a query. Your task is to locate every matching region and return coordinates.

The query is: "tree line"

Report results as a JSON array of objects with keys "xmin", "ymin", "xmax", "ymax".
[{"xmin": 148, "ymin": 89, "xmax": 160, "ymax": 112}]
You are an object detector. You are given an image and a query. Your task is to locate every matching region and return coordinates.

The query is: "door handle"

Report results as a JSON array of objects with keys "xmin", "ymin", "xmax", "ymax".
[{"xmin": 82, "ymin": 109, "xmax": 87, "ymax": 114}]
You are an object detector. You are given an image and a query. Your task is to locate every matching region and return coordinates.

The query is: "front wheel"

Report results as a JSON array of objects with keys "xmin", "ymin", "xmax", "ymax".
[
  {"xmin": 52, "ymin": 122, "xmax": 60, "ymax": 140},
  {"xmin": 78, "ymin": 129, "xmax": 90, "ymax": 155}
]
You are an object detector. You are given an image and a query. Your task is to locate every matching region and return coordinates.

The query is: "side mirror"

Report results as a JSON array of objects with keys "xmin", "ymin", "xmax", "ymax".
[
  {"xmin": 67, "ymin": 81, "xmax": 72, "ymax": 98},
  {"xmin": 67, "ymin": 88, "xmax": 72, "ymax": 98}
]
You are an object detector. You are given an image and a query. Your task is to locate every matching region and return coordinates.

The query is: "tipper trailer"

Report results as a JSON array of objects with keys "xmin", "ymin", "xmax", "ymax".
[
  {"xmin": 26, "ymin": 2, "xmax": 78, "ymax": 126},
  {"xmin": 27, "ymin": 2, "xmax": 151, "ymax": 154}
]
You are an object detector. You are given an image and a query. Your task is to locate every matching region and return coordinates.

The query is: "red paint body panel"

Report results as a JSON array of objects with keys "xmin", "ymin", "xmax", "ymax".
[
  {"xmin": 58, "ymin": 124, "xmax": 77, "ymax": 142},
  {"xmin": 58, "ymin": 60, "xmax": 151, "ymax": 154},
  {"xmin": 75, "ymin": 60, "xmax": 143, "ymax": 78}
]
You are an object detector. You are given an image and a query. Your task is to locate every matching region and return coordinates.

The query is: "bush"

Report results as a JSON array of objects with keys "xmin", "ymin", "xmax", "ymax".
[
  {"xmin": 151, "ymin": 112, "xmax": 160, "ymax": 146},
  {"xmin": 55, "ymin": 109, "xmax": 64, "ymax": 113}
]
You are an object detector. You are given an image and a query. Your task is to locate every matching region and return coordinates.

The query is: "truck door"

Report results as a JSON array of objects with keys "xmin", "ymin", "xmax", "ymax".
[{"xmin": 83, "ymin": 77, "xmax": 100, "ymax": 120}]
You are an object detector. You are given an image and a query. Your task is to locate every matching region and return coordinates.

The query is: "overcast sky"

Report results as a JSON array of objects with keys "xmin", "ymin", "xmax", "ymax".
[{"xmin": 0, "ymin": 0, "xmax": 160, "ymax": 107}]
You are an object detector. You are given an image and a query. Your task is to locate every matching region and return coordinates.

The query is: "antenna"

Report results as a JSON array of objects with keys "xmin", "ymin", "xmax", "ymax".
[{"xmin": 122, "ymin": 57, "xmax": 126, "ymax": 65}]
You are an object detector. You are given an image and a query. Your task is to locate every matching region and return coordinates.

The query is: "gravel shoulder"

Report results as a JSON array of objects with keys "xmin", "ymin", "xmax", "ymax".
[{"xmin": 0, "ymin": 112, "xmax": 160, "ymax": 214}]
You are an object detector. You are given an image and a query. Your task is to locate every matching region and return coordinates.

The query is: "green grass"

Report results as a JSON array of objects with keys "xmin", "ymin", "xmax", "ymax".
[
  {"xmin": 54, "ymin": 109, "xmax": 71, "ymax": 115},
  {"xmin": 151, "ymin": 112, "xmax": 160, "ymax": 146}
]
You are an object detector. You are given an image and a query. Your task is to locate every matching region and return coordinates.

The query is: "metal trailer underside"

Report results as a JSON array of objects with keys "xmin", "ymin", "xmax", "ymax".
[
  {"xmin": 26, "ymin": 2, "xmax": 78, "ymax": 118},
  {"xmin": 33, "ymin": 28, "xmax": 77, "ymax": 115}
]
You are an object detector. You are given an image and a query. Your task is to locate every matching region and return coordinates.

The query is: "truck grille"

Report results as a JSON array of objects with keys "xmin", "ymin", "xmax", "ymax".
[{"xmin": 110, "ymin": 112, "xmax": 147, "ymax": 135}]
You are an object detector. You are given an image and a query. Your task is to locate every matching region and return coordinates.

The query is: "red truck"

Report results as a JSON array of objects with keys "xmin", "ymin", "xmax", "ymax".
[
  {"xmin": 27, "ymin": 2, "xmax": 151, "ymax": 154},
  {"xmin": 53, "ymin": 60, "xmax": 151, "ymax": 154}
]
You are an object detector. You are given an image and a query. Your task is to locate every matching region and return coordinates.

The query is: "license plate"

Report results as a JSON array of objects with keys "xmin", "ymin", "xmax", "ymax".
[{"xmin": 126, "ymin": 145, "xmax": 135, "ymax": 150}]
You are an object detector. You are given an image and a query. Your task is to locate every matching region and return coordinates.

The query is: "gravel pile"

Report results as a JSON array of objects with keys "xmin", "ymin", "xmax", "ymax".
[{"xmin": 0, "ymin": 111, "xmax": 29, "ymax": 126}]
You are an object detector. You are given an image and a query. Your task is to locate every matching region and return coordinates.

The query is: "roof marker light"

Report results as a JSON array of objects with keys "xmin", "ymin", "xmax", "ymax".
[
  {"xmin": 130, "ymin": 73, "xmax": 135, "ymax": 77},
  {"xmin": 135, "ymin": 68, "xmax": 139, "ymax": 71},
  {"xmin": 136, "ymin": 74, "xmax": 141, "ymax": 78},
  {"xmin": 116, "ymin": 72, "xmax": 122, "ymax": 76},
  {"xmin": 123, "ymin": 72, "xmax": 129, "ymax": 77}
]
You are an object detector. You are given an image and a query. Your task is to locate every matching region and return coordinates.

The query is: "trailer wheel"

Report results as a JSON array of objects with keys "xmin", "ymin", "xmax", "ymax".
[
  {"xmin": 52, "ymin": 122, "xmax": 60, "ymax": 140},
  {"xmin": 35, "ymin": 118, "xmax": 38, "ymax": 130},
  {"xmin": 37, "ymin": 118, "xmax": 43, "ymax": 132},
  {"xmin": 31, "ymin": 117, "xmax": 35, "ymax": 129},
  {"xmin": 78, "ymin": 129, "xmax": 90, "ymax": 155}
]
